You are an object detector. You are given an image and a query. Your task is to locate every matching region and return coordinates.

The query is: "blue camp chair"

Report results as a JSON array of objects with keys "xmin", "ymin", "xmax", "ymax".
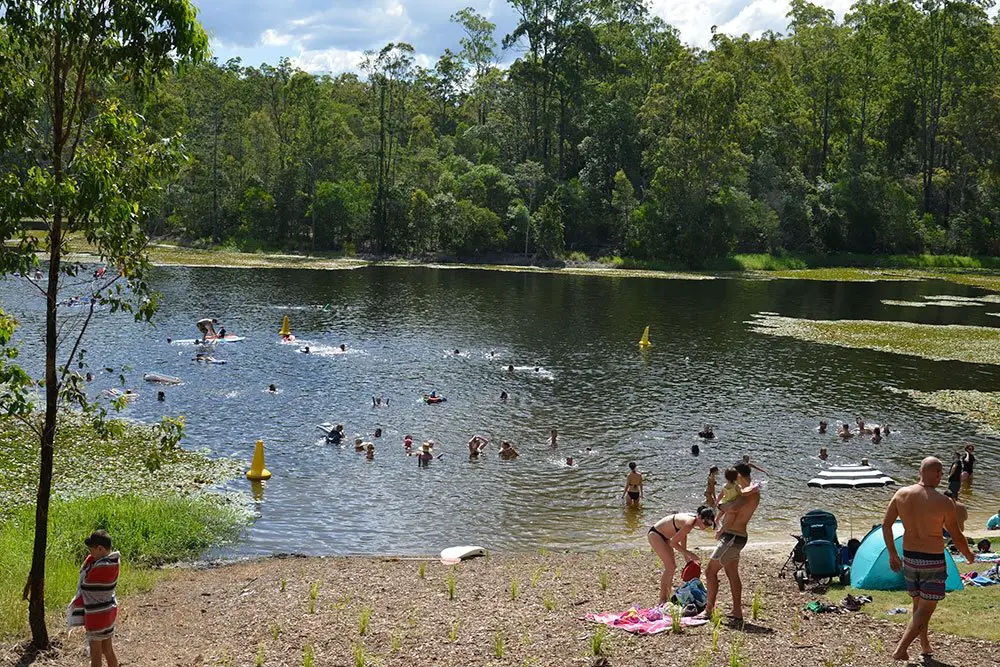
[{"xmin": 794, "ymin": 509, "xmax": 850, "ymax": 590}]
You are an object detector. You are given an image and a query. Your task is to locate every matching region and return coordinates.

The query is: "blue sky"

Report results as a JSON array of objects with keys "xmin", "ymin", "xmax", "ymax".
[{"xmin": 203, "ymin": 0, "xmax": 854, "ymax": 74}]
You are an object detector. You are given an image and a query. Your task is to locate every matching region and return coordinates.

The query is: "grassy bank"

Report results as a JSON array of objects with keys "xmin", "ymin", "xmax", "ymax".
[
  {"xmin": 0, "ymin": 415, "xmax": 248, "ymax": 639},
  {"xmin": 750, "ymin": 314, "xmax": 1000, "ymax": 365},
  {"xmin": 0, "ymin": 495, "xmax": 244, "ymax": 638}
]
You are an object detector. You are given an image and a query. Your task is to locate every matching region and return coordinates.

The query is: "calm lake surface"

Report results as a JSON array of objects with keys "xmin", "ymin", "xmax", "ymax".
[{"xmin": 3, "ymin": 266, "xmax": 999, "ymax": 555}]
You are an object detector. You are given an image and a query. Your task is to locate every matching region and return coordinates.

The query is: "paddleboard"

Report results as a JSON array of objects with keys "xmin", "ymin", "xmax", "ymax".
[
  {"xmin": 143, "ymin": 373, "xmax": 182, "ymax": 384},
  {"xmin": 170, "ymin": 335, "xmax": 244, "ymax": 345},
  {"xmin": 440, "ymin": 546, "xmax": 486, "ymax": 564}
]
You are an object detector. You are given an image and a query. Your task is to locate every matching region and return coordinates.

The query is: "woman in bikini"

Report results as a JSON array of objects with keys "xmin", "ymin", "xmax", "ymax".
[
  {"xmin": 623, "ymin": 461, "xmax": 644, "ymax": 507},
  {"xmin": 647, "ymin": 506, "xmax": 716, "ymax": 604}
]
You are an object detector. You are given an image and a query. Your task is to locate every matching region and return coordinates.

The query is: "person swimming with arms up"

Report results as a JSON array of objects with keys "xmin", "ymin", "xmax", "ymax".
[{"xmin": 468, "ymin": 434, "xmax": 490, "ymax": 457}]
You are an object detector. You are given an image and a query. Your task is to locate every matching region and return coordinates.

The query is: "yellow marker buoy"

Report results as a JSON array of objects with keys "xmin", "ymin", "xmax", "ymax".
[
  {"xmin": 639, "ymin": 325, "xmax": 652, "ymax": 348},
  {"xmin": 246, "ymin": 439, "xmax": 272, "ymax": 480},
  {"xmin": 279, "ymin": 315, "xmax": 291, "ymax": 337}
]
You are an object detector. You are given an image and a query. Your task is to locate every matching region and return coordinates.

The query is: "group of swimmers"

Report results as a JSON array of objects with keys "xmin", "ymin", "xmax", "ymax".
[{"xmin": 816, "ymin": 416, "xmax": 893, "ymax": 460}]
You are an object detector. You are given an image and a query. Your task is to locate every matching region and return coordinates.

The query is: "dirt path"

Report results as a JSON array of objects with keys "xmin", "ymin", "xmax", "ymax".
[{"xmin": 3, "ymin": 551, "xmax": 993, "ymax": 667}]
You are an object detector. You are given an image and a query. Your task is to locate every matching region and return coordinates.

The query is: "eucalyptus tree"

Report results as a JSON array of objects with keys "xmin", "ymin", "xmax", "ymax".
[{"xmin": 0, "ymin": 0, "xmax": 207, "ymax": 648}]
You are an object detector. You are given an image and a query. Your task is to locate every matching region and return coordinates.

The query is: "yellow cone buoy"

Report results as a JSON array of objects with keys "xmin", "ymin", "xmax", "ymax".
[
  {"xmin": 638, "ymin": 325, "xmax": 652, "ymax": 349},
  {"xmin": 246, "ymin": 439, "xmax": 272, "ymax": 480},
  {"xmin": 279, "ymin": 315, "xmax": 291, "ymax": 337}
]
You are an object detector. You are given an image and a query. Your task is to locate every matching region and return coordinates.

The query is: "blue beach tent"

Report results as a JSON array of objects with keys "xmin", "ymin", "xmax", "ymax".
[{"xmin": 851, "ymin": 521, "xmax": 963, "ymax": 592}]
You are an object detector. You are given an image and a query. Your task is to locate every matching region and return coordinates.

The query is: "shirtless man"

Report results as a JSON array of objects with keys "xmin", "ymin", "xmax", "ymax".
[
  {"xmin": 702, "ymin": 462, "xmax": 760, "ymax": 621},
  {"xmin": 623, "ymin": 461, "xmax": 644, "ymax": 507},
  {"xmin": 882, "ymin": 457, "xmax": 975, "ymax": 661}
]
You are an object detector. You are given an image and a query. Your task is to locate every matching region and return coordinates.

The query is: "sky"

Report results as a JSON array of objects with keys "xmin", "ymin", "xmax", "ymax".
[{"xmin": 203, "ymin": 0, "xmax": 856, "ymax": 75}]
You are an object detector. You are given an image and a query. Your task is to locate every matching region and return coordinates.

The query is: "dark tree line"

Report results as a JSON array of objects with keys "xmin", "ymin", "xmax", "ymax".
[{"xmin": 141, "ymin": 0, "xmax": 1000, "ymax": 266}]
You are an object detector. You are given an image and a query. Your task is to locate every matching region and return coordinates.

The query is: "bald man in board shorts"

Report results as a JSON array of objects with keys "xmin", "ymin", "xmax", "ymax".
[
  {"xmin": 700, "ymin": 461, "xmax": 760, "ymax": 621},
  {"xmin": 882, "ymin": 456, "xmax": 975, "ymax": 661}
]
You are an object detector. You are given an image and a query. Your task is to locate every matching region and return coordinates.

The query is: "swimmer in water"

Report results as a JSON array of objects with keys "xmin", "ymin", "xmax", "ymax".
[
  {"xmin": 454, "ymin": 349, "xmax": 460, "ymax": 355},
  {"xmin": 365, "ymin": 443, "xmax": 375, "ymax": 460},
  {"xmin": 819, "ymin": 447, "xmax": 828, "ymax": 461},
  {"xmin": 499, "ymin": 441, "xmax": 519, "ymax": 460},
  {"xmin": 468, "ymin": 434, "xmax": 489, "ymax": 457},
  {"xmin": 691, "ymin": 444, "xmax": 700, "ymax": 456},
  {"xmin": 549, "ymin": 429, "xmax": 558, "ymax": 447},
  {"xmin": 500, "ymin": 390, "xmax": 508, "ymax": 403},
  {"xmin": 838, "ymin": 423, "xmax": 854, "ymax": 439},
  {"xmin": 86, "ymin": 372, "xmax": 93, "ymax": 382},
  {"xmin": 741, "ymin": 454, "xmax": 769, "ymax": 475},
  {"xmin": 157, "ymin": 391, "xmax": 165, "ymax": 402},
  {"xmin": 871, "ymin": 426, "xmax": 882, "ymax": 444},
  {"xmin": 698, "ymin": 424, "xmax": 715, "ymax": 439},
  {"xmin": 507, "ymin": 365, "xmax": 514, "ymax": 372},
  {"xmin": 565, "ymin": 457, "xmax": 574, "ymax": 466},
  {"xmin": 268, "ymin": 384, "xmax": 277, "ymax": 393},
  {"xmin": 340, "ymin": 344, "xmax": 347, "ymax": 352},
  {"xmin": 403, "ymin": 434, "xmax": 413, "ymax": 451},
  {"xmin": 301, "ymin": 346, "xmax": 310, "ymax": 354},
  {"xmin": 374, "ymin": 428, "xmax": 382, "ymax": 438},
  {"xmin": 818, "ymin": 420, "xmax": 828, "ymax": 434},
  {"xmin": 354, "ymin": 438, "xmax": 365, "ymax": 452},
  {"xmin": 417, "ymin": 443, "xmax": 434, "ymax": 466}
]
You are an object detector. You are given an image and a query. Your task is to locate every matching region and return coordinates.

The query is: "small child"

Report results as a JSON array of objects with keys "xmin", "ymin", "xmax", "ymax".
[
  {"xmin": 715, "ymin": 468, "xmax": 742, "ymax": 532},
  {"xmin": 704, "ymin": 466, "xmax": 719, "ymax": 507},
  {"xmin": 68, "ymin": 530, "xmax": 120, "ymax": 666}
]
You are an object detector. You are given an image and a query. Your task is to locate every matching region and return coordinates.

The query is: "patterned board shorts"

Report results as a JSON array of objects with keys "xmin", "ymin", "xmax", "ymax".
[
  {"xmin": 903, "ymin": 551, "xmax": 947, "ymax": 601},
  {"xmin": 711, "ymin": 532, "xmax": 748, "ymax": 565}
]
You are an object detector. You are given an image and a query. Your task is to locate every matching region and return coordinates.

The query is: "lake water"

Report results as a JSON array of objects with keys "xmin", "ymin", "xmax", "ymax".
[{"xmin": 3, "ymin": 266, "xmax": 998, "ymax": 555}]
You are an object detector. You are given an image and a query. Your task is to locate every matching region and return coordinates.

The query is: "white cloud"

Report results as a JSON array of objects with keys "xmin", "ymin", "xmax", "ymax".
[
  {"xmin": 293, "ymin": 47, "xmax": 368, "ymax": 74},
  {"xmin": 260, "ymin": 29, "xmax": 294, "ymax": 47},
  {"xmin": 649, "ymin": 0, "xmax": 856, "ymax": 48}
]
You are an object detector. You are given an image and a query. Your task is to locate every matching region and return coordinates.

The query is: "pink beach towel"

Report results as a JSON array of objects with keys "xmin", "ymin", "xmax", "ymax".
[{"xmin": 585, "ymin": 606, "xmax": 709, "ymax": 635}]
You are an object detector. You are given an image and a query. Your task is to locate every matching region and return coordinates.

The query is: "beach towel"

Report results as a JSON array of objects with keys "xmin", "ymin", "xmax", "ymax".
[
  {"xmin": 585, "ymin": 606, "xmax": 709, "ymax": 635},
  {"xmin": 67, "ymin": 551, "xmax": 120, "ymax": 640},
  {"xmin": 956, "ymin": 553, "xmax": 1000, "ymax": 564}
]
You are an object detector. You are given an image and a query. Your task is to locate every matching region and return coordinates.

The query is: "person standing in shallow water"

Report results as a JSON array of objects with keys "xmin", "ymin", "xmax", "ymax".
[
  {"xmin": 623, "ymin": 461, "xmax": 643, "ymax": 507},
  {"xmin": 882, "ymin": 457, "xmax": 974, "ymax": 662}
]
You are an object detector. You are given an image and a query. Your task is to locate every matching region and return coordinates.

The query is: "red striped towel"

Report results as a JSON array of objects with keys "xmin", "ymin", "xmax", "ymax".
[{"xmin": 67, "ymin": 551, "xmax": 120, "ymax": 640}]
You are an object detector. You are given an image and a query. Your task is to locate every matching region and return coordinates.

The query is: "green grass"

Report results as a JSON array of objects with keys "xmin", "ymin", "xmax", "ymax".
[
  {"xmin": 0, "ymin": 494, "xmax": 245, "ymax": 638},
  {"xmin": 825, "ymin": 582, "xmax": 1000, "ymax": 642},
  {"xmin": 751, "ymin": 314, "xmax": 1000, "ymax": 365}
]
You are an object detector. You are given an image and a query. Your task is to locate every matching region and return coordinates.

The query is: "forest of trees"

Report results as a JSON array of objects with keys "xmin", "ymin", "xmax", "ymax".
[{"xmin": 139, "ymin": 0, "xmax": 1000, "ymax": 266}]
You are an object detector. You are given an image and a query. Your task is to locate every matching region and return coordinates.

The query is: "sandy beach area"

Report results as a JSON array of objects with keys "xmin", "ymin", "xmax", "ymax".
[{"xmin": 4, "ymin": 547, "xmax": 996, "ymax": 667}]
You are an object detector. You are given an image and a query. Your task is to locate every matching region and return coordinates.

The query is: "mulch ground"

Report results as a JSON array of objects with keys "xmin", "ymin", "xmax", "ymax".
[{"xmin": 2, "ymin": 549, "xmax": 995, "ymax": 667}]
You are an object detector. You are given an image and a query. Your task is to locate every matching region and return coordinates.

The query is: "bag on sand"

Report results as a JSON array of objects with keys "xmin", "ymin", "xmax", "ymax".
[{"xmin": 671, "ymin": 579, "xmax": 707, "ymax": 611}]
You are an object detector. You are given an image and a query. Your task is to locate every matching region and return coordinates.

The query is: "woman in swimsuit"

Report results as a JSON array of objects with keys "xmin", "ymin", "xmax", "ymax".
[
  {"xmin": 623, "ymin": 461, "xmax": 643, "ymax": 507},
  {"xmin": 647, "ymin": 506, "xmax": 716, "ymax": 604}
]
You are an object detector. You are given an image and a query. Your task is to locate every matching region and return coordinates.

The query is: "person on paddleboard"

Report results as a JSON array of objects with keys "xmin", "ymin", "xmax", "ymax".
[{"xmin": 196, "ymin": 318, "xmax": 219, "ymax": 338}]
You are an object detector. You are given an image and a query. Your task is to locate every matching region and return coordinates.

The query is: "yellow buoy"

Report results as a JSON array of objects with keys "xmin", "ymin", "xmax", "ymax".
[
  {"xmin": 279, "ymin": 315, "xmax": 291, "ymax": 337},
  {"xmin": 638, "ymin": 325, "xmax": 652, "ymax": 348},
  {"xmin": 246, "ymin": 439, "xmax": 272, "ymax": 480}
]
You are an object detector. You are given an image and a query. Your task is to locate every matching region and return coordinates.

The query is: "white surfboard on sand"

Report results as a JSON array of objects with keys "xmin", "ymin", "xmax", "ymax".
[{"xmin": 440, "ymin": 546, "xmax": 486, "ymax": 564}]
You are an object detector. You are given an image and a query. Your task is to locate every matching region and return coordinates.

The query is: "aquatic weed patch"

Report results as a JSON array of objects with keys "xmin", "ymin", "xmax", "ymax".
[
  {"xmin": 750, "ymin": 314, "xmax": 1000, "ymax": 365},
  {"xmin": 0, "ymin": 415, "xmax": 243, "ymax": 520},
  {"xmin": 762, "ymin": 268, "xmax": 918, "ymax": 282},
  {"xmin": 904, "ymin": 389, "xmax": 1000, "ymax": 435}
]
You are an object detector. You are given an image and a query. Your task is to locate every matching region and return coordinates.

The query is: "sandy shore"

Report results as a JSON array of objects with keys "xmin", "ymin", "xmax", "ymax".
[{"xmin": 3, "ymin": 549, "xmax": 995, "ymax": 667}]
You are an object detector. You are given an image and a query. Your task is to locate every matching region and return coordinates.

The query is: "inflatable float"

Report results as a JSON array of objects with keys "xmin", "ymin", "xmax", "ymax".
[
  {"xmin": 143, "ymin": 373, "xmax": 182, "ymax": 385},
  {"xmin": 423, "ymin": 394, "xmax": 446, "ymax": 404}
]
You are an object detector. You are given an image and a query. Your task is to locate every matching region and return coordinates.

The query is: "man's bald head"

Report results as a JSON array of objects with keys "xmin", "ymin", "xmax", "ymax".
[{"xmin": 919, "ymin": 456, "xmax": 943, "ymax": 487}]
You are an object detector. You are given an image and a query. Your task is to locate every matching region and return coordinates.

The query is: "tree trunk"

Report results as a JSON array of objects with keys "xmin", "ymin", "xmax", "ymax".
[{"xmin": 27, "ymin": 1, "xmax": 66, "ymax": 647}]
